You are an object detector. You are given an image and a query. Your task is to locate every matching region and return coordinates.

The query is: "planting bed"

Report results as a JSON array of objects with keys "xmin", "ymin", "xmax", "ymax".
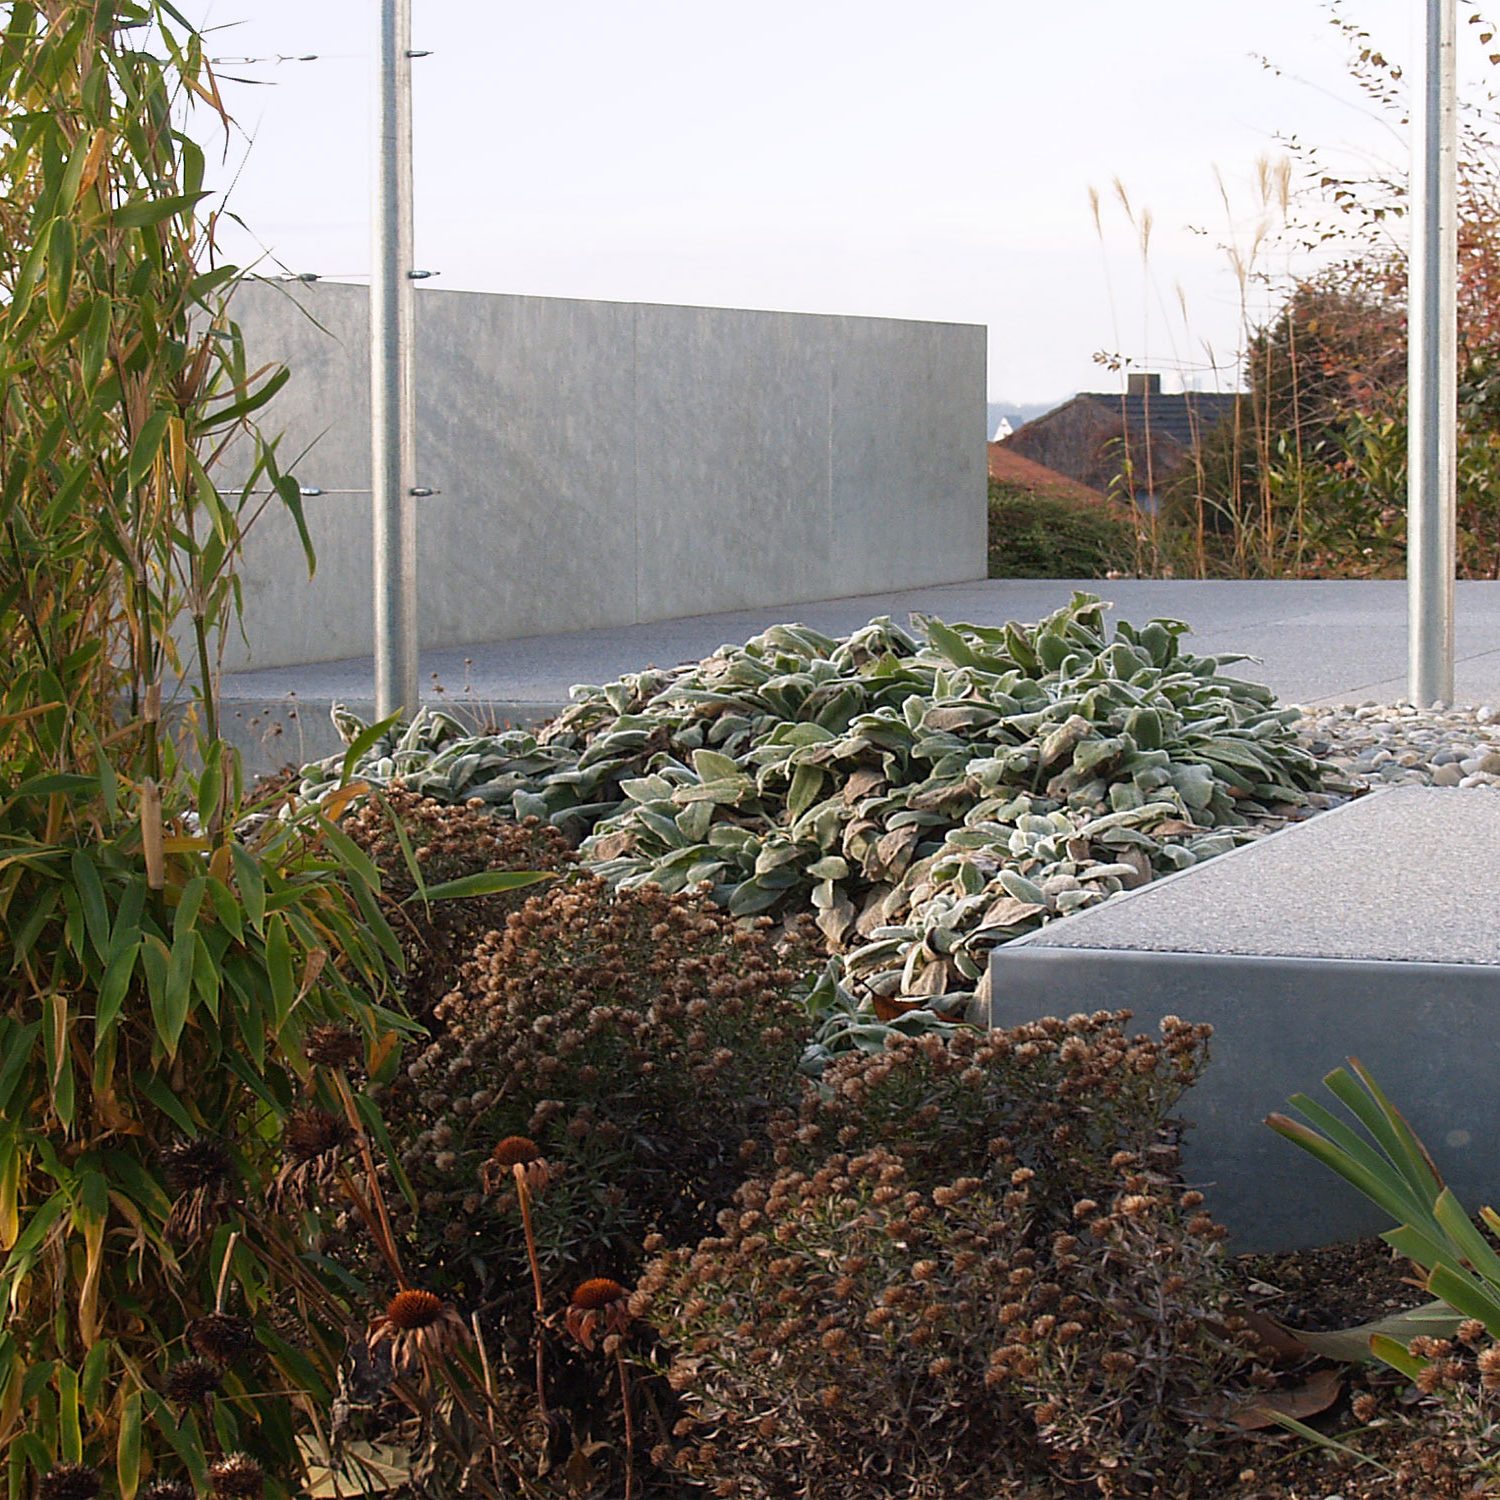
[{"xmin": 279, "ymin": 597, "xmax": 1500, "ymax": 1499}]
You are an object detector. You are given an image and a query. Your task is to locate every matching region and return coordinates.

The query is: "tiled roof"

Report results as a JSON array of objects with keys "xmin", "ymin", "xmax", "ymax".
[
  {"xmin": 1075, "ymin": 391, "xmax": 1239, "ymax": 449},
  {"xmin": 988, "ymin": 445, "xmax": 1109, "ymax": 504}
]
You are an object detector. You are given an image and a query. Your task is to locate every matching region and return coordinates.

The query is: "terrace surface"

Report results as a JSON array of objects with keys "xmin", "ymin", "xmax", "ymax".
[{"xmin": 218, "ymin": 578, "xmax": 1500, "ymax": 770}]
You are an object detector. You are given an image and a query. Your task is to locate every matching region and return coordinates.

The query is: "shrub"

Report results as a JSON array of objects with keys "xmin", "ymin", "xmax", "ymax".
[
  {"xmin": 344, "ymin": 786, "xmax": 575, "ymax": 1021},
  {"xmin": 643, "ymin": 1144, "xmax": 1252, "ymax": 1498},
  {"xmin": 770, "ymin": 1011, "xmax": 1210, "ymax": 1220},
  {"xmin": 645, "ymin": 1016, "xmax": 1258, "ymax": 1497},
  {"xmin": 387, "ymin": 877, "xmax": 812, "ymax": 1311},
  {"xmin": 987, "ymin": 482, "xmax": 1138, "ymax": 578}
]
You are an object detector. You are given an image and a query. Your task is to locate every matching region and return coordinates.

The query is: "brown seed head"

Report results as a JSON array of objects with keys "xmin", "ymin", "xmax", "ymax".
[
  {"xmin": 303, "ymin": 1023, "xmax": 363, "ymax": 1069},
  {"xmin": 571, "ymin": 1277, "xmax": 629, "ymax": 1310},
  {"xmin": 188, "ymin": 1312, "xmax": 255, "ymax": 1365},
  {"xmin": 209, "ymin": 1453, "xmax": 265, "ymax": 1498},
  {"xmin": 140, "ymin": 1484, "xmax": 196, "ymax": 1500},
  {"xmin": 490, "ymin": 1135, "xmax": 543, "ymax": 1168},
  {"xmin": 283, "ymin": 1107, "xmax": 351, "ymax": 1165},
  {"xmin": 385, "ymin": 1288, "xmax": 446, "ymax": 1330},
  {"xmin": 164, "ymin": 1356, "xmax": 222, "ymax": 1405},
  {"xmin": 160, "ymin": 1136, "xmax": 231, "ymax": 1194},
  {"xmin": 36, "ymin": 1466, "xmax": 102, "ymax": 1500}
]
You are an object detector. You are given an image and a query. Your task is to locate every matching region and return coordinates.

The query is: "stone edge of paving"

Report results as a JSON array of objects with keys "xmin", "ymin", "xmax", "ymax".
[{"xmin": 1005, "ymin": 783, "xmax": 1435, "ymax": 952}]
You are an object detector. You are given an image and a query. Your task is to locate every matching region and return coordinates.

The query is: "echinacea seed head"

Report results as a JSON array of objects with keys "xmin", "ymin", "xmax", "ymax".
[
  {"xmin": 303, "ymin": 1024, "xmax": 363, "ymax": 1069},
  {"xmin": 570, "ymin": 1277, "xmax": 629, "ymax": 1310},
  {"xmin": 208, "ymin": 1453, "xmax": 265, "ymax": 1498},
  {"xmin": 385, "ymin": 1289, "xmax": 445, "ymax": 1330},
  {"xmin": 188, "ymin": 1312, "xmax": 255, "ymax": 1365},
  {"xmin": 489, "ymin": 1135, "xmax": 542, "ymax": 1168},
  {"xmin": 140, "ymin": 1482, "xmax": 197, "ymax": 1500},
  {"xmin": 36, "ymin": 1465, "xmax": 102, "ymax": 1500},
  {"xmin": 164, "ymin": 1356, "xmax": 222, "ymax": 1405},
  {"xmin": 159, "ymin": 1136, "xmax": 231, "ymax": 1194},
  {"xmin": 282, "ymin": 1107, "xmax": 351, "ymax": 1164}
]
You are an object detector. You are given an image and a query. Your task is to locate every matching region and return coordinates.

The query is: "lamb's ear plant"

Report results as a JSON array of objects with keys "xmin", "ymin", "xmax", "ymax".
[
  {"xmin": 1267, "ymin": 1058, "xmax": 1500, "ymax": 1371},
  {"xmin": 0, "ymin": 4, "xmax": 430, "ymax": 1494}
]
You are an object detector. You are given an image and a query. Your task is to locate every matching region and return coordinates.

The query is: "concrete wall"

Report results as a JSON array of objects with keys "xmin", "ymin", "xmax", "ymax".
[{"xmin": 222, "ymin": 281, "xmax": 987, "ymax": 670}]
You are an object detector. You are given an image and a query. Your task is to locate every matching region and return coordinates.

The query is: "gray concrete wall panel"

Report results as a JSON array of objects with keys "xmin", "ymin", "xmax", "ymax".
[{"xmin": 221, "ymin": 281, "xmax": 985, "ymax": 670}]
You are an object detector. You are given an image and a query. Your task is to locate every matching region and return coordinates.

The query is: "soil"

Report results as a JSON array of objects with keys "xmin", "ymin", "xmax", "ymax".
[
  {"xmin": 1233, "ymin": 1234, "xmax": 1432, "ymax": 1332},
  {"xmin": 1207, "ymin": 1236, "xmax": 1494, "ymax": 1500}
]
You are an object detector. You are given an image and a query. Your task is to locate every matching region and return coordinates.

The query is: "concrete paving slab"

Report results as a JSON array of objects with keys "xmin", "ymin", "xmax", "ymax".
[
  {"xmin": 1004, "ymin": 786, "xmax": 1500, "ymax": 965},
  {"xmin": 216, "ymin": 578, "xmax": 1500, "ymax": 773},
  {"xmin": 986, "ymin": 788, "xmax": 1500, "ymax": 1250}
]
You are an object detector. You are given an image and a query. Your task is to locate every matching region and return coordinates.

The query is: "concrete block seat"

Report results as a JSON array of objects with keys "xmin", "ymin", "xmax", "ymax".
[{"xmin": 983, "ymin": 786, "xmax": 1500, "ymax": 1251}]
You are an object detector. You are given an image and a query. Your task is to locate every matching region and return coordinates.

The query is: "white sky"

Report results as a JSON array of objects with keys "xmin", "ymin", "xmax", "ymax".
[{"xmin": 181, "ymin": 1, "xmax": 1493, "ymax": 405}]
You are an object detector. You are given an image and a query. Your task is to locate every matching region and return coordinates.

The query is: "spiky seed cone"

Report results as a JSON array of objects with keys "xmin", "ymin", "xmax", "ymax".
[
  {"xmin": 159, "ymin": 1136, "xmax": 231, "ymax": 1193},
  {"xmin": 282, "ymin": 1107, "xmax": 351, "ymax": 1164},
  {"xmin": 140, "ymin": 1482, "xmax": 197, "ymax": 1500},
  {"xmin": 384, "ymin": 1289, "xmax": 445, "ymax": 1330},
  {"xmin": 36, "ymin": 1465, "xmax": 102, "ymax": 1500},
  {"xmin": 489, "ymin": 1135, "xmax": 542, "ymax": 1168},
  {"xmin": 570, "ymin": 1277, "xmax": 628, "ymax": 1311},
  {"xmin": 188, "ymin": 1311, "xmax": 255, "ymax": 1365},
  {"xmin": 208, "ymin": 1453, "xmax": 264, "ymax": 1498},
  {"xmin": 303, "ymin": 1023, "xmax": 362, "ymax": 1069},
  {"xmin": 164, "ymin": 1356, "xmax": 222, "ymax": 1405}
]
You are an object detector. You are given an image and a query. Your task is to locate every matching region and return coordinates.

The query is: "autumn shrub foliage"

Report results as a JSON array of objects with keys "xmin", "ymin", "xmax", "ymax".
[
  {"xmin": 343, "ymin": 787, "xmax": 575, "ymax": 1020},
  {"xmin": 388, "ymin": 877, "xmax": 812, "ymax": 1309},
  {"xmin": 641, "ymin": 1015, "xmax": 1259, "ymax": 1499}
]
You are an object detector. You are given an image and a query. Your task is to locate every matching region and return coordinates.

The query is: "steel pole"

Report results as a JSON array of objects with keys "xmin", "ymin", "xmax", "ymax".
[
  {"xmin": 1408, "ymin": 0, "xmax": 1458, "ymax": 706},
  {"xmin": 372, "ymin": 0, "xmax": 418, "ymax": 718}
]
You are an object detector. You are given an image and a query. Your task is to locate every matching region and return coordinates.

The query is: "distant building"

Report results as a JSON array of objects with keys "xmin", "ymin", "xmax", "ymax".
[
  {"xmin": 991, "ymin": 415, "xmax": 1014, "ymax": 441},
  {"xmin": 1001, "ymin": 373, "xmax": 1238, "ymax": 505},
  {"xmin": 987, "ymin": 445, "xmax": 1111, "ymax": 506}
]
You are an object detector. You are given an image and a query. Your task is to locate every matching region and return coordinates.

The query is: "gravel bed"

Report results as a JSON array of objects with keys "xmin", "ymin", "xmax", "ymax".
[{"xmin": 1290, "ymin": 699, "xmax": 1500, "ymax": 804}]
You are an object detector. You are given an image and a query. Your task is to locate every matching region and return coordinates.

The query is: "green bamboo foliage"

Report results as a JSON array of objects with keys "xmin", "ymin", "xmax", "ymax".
[{"xmin": 0, "ymin": 5, "xmax": 410, "ymax": 1495}]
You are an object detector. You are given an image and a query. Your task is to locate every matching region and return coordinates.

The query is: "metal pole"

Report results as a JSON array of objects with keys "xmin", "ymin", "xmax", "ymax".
[
  {"xmin": 372, "ymin": 0, "xmax": 419, "ymax": 718},
  {"xmin": 1408, "ymin": 0, "xmax": 1458, "ymax": 706}
]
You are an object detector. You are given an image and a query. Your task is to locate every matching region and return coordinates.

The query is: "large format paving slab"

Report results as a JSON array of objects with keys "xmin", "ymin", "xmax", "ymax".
[
  {"xmin": 217, "ymin": 578, "xmax": 1500, "ymax": 772},
  {"xmin": 985, "ymin": 787, "xmax": 1500, "ymax": 1251}
]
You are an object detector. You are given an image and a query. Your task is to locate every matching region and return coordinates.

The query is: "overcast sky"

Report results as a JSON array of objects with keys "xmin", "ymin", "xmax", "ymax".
[{"xmin": 182, "ymin": 1, "xmax": 1492, "ymax": 406}]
